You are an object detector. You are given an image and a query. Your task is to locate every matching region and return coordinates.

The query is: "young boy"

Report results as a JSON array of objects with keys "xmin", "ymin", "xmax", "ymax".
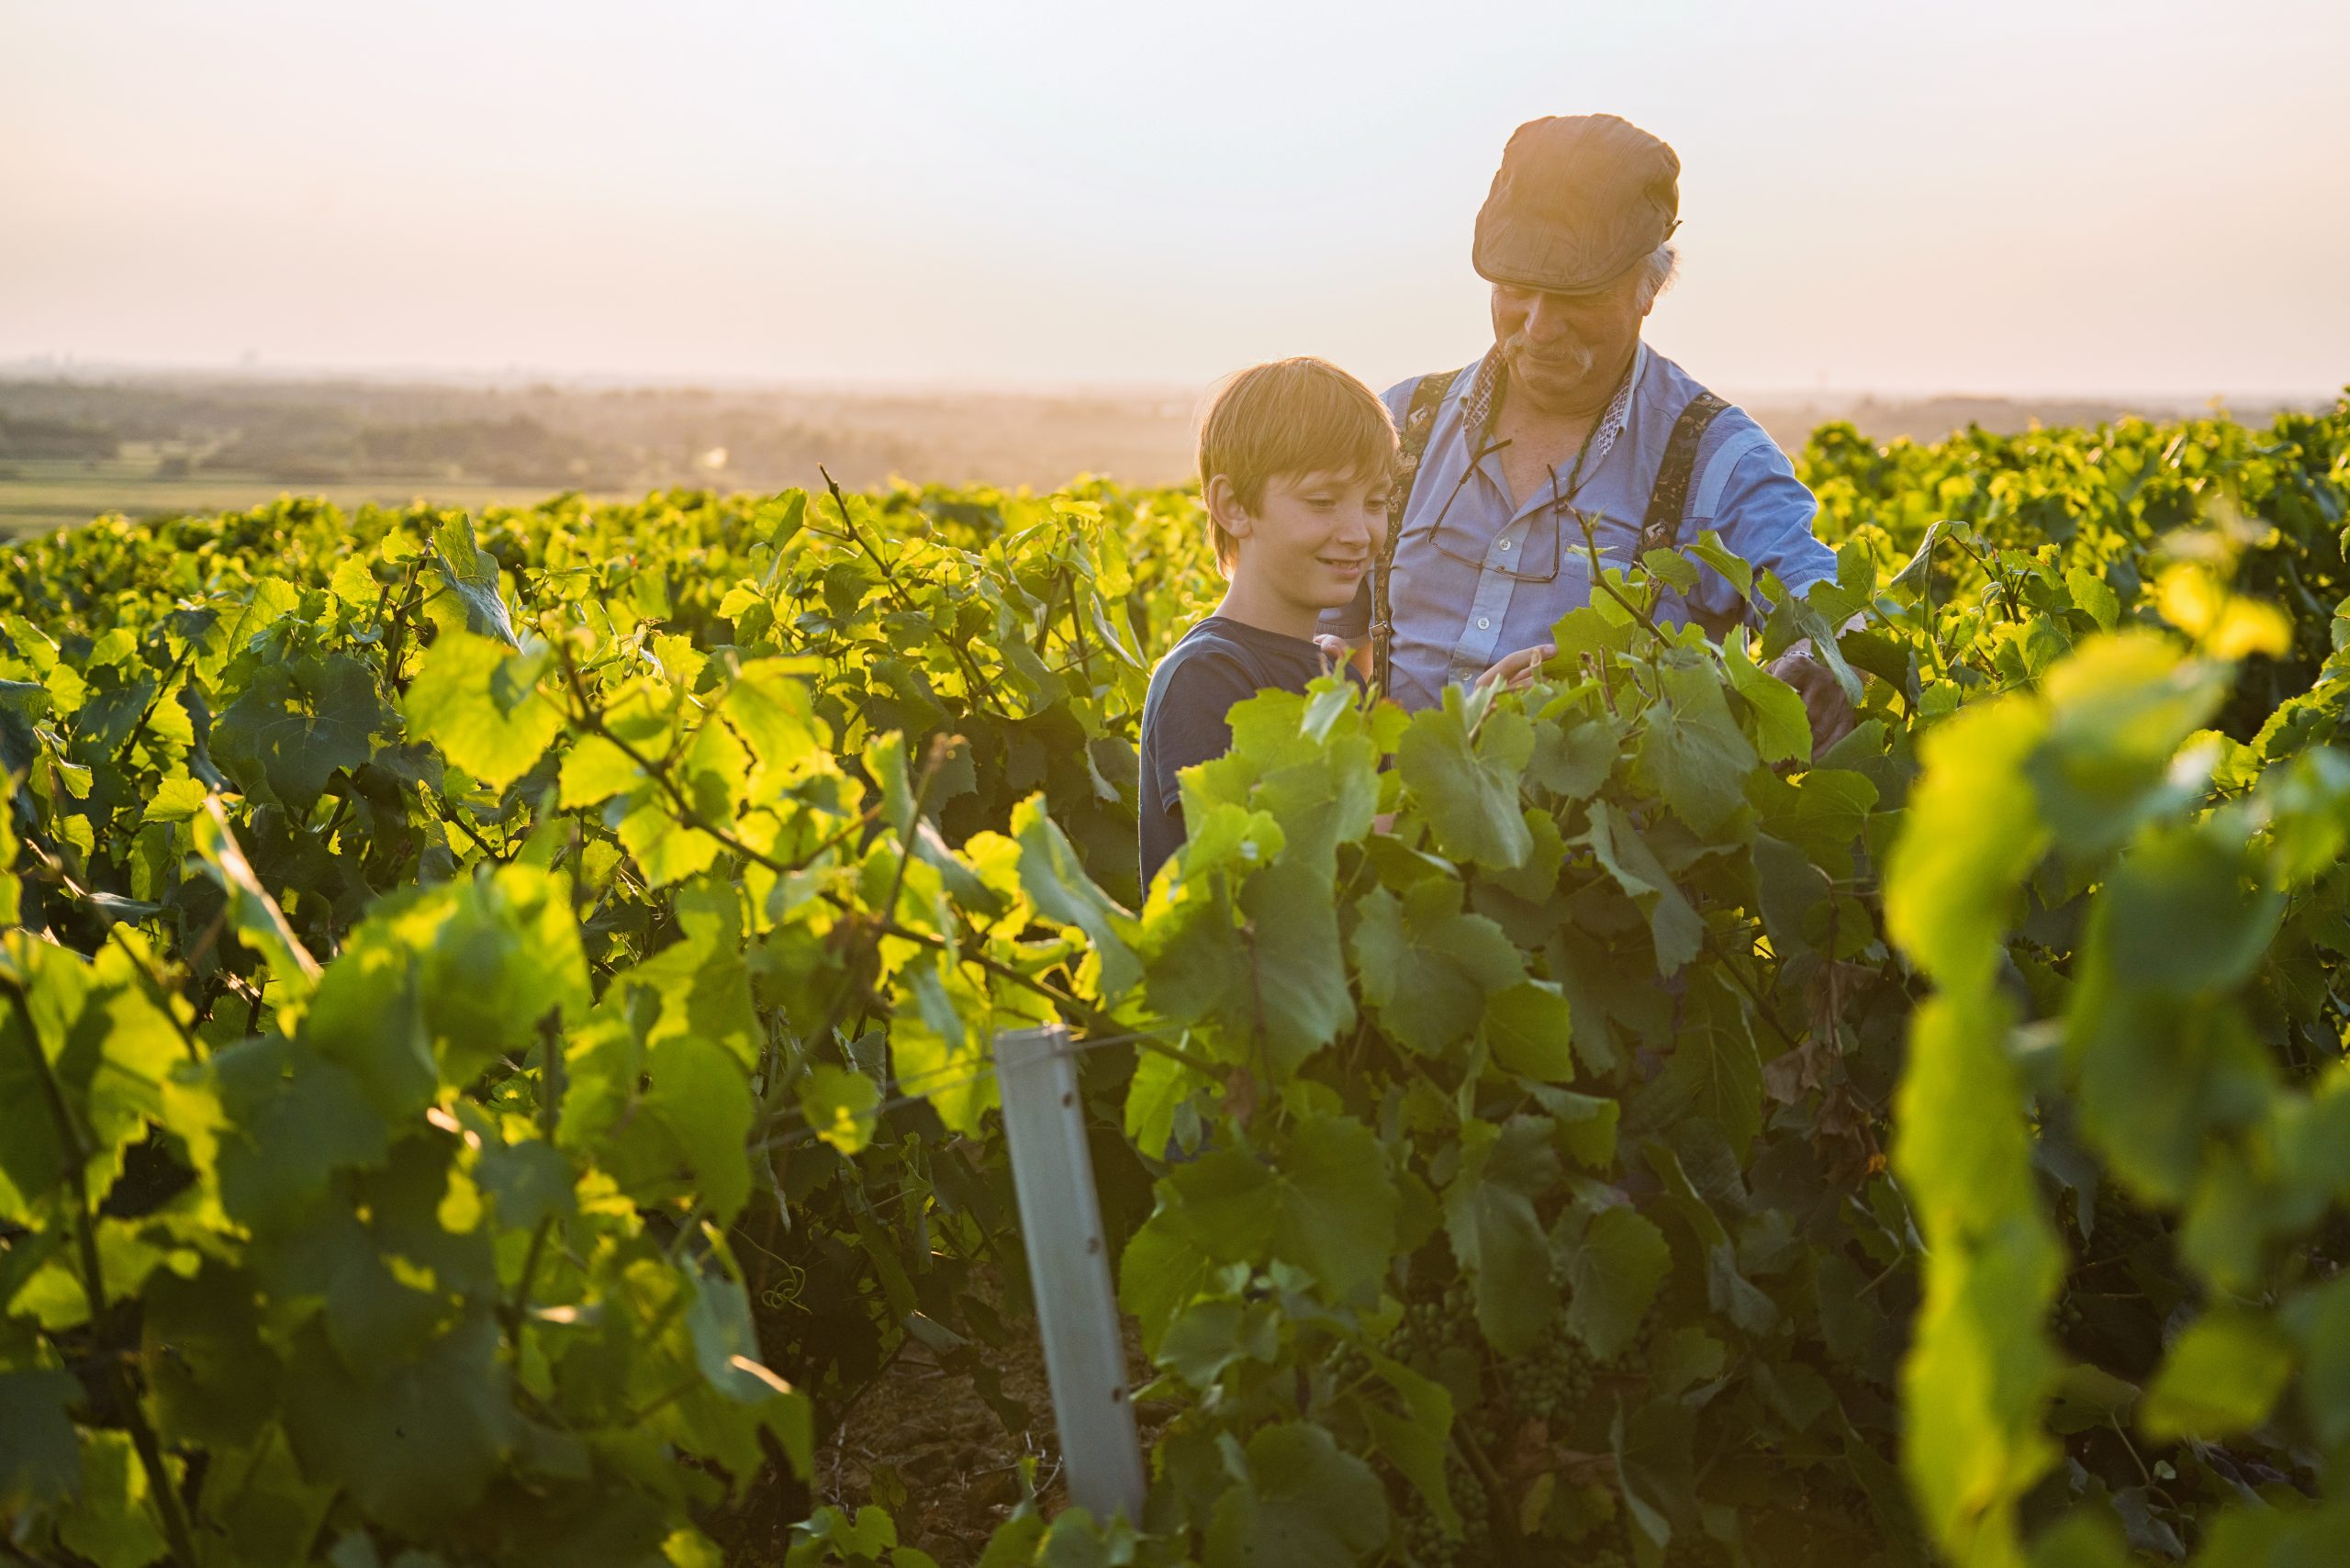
[{"xmin": 1136, "ymin": 357, "xmax": 1393, "ymax": 888}]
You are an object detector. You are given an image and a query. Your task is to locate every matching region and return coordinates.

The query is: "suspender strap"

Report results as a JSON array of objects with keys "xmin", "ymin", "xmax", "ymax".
[
  {"xmin": 1637, "ymin": 390, "xmax": 1729, "ymax": 559},
  {"xmin": 1371, "ymin": 369, "xmax": 1460, "ymax": 700}
]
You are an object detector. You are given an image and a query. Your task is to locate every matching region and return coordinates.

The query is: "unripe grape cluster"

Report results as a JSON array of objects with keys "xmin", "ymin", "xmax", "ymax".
[{"xmin": 1394, "ymin": 1450, "xmax": 1491, "ymax": 1568}]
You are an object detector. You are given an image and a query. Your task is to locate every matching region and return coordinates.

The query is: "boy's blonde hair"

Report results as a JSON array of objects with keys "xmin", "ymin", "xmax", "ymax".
[{"xmin": 1196, "ymin": 357, "xmax": 1398, "ymax": 576}]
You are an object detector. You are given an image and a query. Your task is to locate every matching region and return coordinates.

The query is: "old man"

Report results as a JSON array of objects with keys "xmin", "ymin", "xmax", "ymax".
[{"xmin": 1330, "ymin": 113, "xmax": 1855, "ymax": 748}]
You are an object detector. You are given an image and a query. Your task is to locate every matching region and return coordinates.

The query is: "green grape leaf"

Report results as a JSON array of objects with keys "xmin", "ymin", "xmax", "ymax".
[
  {"xmin": 142, "ymin": 776, "xmax": 212, "ymax": 824},
  {"xmin": 2142, "ymin": 1310, "xmax": 2294, "ymax": 1441},
  {"xmin": 558, "ymin": 735, "xmax": 644, "ymax": 807},
  {"xmin": 475, "ymin": 1140, "xmax": 576, "ymax": 1234},
  {"xmin": 891, "ymin": 952, "xmax": 1003, "ymax": 1138},
  {"xmin": 1203, "ymin": 1421, "xmax": 1387, "ymax": 1568},
  {"xmin": 1632, "ymin": 655, "xmax": 1760, "ymax": 834},
  {"xmin": 1118, "ymin": 1210, "xmax": 1216, "ymax": 1355},
  {"xmin": 617, "ymin": 878, "xmax": 755, "ymax": 1069},
  {"xmin": 55, "ymin": 1430, "xmax": 167, "ymax": 1568},
  {"xmin": 2069, "ymin": 832, "xmax": 2281, "ymax": 1204},
  {"xmin": 1359, "ymin": 1348, "xmax": 1459, "ymax": 1536},
  {"xmin": 1158, "ymin": 1297, "xmax": 1281, "ymax": 1389},
  {"xmin": 1012, "ymin": 794, "xmax": 1140, "ymax": 995},
  {"xmin": 142, "ymin": 1263, "xmax": 277, "ymax": 1449},
  {"xmin": 1688, "ymin": 529, "xmax": 1755, "ymax": 599},
  {"xmin": 685, "ymin": 1265, "xmax": 814, "ymax": 1474},
  {"xmin": 1526, "ymin": 713, "xmax": 1616, "ymax": 800},
  {"xmin": 1892, "ymin": 990, "xmax": 2063, "ymax": 1562},
  {"xmin": 1349, "ymin": 879, "xmax": 1524, "ymax": 1056},
  {"xmin": 212, "ymin": 1039, "xmax": 388, "ymax": 1233},
  {"xmin": 619, "ymin": 797, "xmax": 722, "ymax": 888},
  {"xmin": 1885, "ymin": 520, "xmax": 1951, "ymax": 602},
  {"xmin": 1142, "ymin": 829, "xmax": 1352, "ymax": 1080},
  {"xmin": 2028, "ymin": 632, "xmax": 2228, "ymax": 857},
  {"xmin": 1886, "ymin": 693, "xmax": 2050, "ymax": 991},
  {"xmin": 2290, "ymin": 1274, "xmax": 2350, "ymax": 1450},
  {"xmin": 643, "ymin": 1034, "xmax": 755, "ymax": 1226},
  {"xmin": 212, "ymin": 650, "xmax": 389, "ymax": 809},
  {"xmin": 430, "ymin": 514, "xmax": 518, "ymax": 646},
  {"xmin": 1579, "ymin": 801, "xmax": 1703, "ymax": 976},
  {"xmin": 306, "ymin": 924, "xmax": 438, "ymax": 1124},
  {"xmin": 1631, "ymin": 970, "xmax": 1764, "ymax": 1157},
  {"xmin": 1612, "ymin": 1397, "xmax": 1697, "ymax": 1549},
  {"xmin": 1481, "ymin": 980, "xmax": 1575, "ymax": 1082},
  {"xmin": 280, "ymin": 1311, "xmax": 519, "ymax": 1536},
  {"xmin": 420, "ymin": 863, "xmax": 592, "ymax": 1086},
  {"xmin": 402, "ymin": 630, "xmax": 562, "ymax": 789},
  {"xmin": 799, "ymin": 1063, "xmax": 880, "ymax": 1156},
  {"xmin": 1643, "ymin": 547, "xmax": 1700, "ymax": 594},
  {"xmin": 1443, "ymin": 1116, "xmax": 1559, "ymax": 1356},
  {"xmin": 1563, "ymin": 1205, "xmax": 1670, "ymax": 1361},
  {"xmin": 721, "ymin": 659, "xmax": 824, "ymax": 780},
  {"xmin": 1147, "ymin": 1114, "xmax": 1397, "ymax": 1305},
  {"xmin": 1725, "ymin": 641, "xmax": 1813, "ymax": 764},
  {"xmin": 2065, "ymin": 567, "xmax": 2121, "ymax": 632},
  {"xmin": 1124, "ymin": 1047, "xmax": 1207, "ymax": 1161},
  {"xmin": 0, "ymin": 1368, "xmax": 83, "ymax": 1508},
  {"xmin": 192, "ymin": 797, "xmax": 322, "ymax": 997},
  {"xmin": 1393, "ymin": 684, "xmax": 1534, "ymax": 868}
]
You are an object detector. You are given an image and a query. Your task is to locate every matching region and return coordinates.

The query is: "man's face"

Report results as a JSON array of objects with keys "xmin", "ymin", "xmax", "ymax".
[
  {"xmin": 1490, "ymin": 272, "xmax": 1650, "ymax": 414},
  {"xmin": 1225, "ymin": 468, "xmax": 1389, "ymax": 609}
]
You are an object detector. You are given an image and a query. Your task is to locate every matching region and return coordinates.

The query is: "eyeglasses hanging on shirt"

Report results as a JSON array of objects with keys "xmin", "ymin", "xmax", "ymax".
[{"xmin": 1415, "ymin": 422, "xmax": 1615, "ymax": 586}]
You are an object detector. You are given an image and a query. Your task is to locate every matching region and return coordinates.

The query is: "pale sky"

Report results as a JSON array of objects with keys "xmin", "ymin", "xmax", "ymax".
[{"xmin": 4, "ymin": 0, "xmax": 2345, "ymax": 399}]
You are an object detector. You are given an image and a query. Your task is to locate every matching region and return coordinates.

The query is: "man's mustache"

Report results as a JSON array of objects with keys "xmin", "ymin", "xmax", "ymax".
[{"xmin": 1505, "ymin": 334, "xmax": 1595, "ymax": 381}]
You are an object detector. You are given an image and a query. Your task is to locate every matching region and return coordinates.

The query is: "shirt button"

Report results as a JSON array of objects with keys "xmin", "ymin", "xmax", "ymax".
[
  {"xmin": 1478, "ymin": 617, "xmax": 1491, "ymax": 630},
  {"xmin": 1498, "ymin": 539, "xmax": 1512, "ymax": 551}
]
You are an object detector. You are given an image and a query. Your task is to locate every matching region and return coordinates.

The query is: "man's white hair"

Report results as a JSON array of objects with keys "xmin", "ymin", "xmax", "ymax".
[{"xmin": 1633, "ymin": 243, "xmax": 1681, "ymax": 311}]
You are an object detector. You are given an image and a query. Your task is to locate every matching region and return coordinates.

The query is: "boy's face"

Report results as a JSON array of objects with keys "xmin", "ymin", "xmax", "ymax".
[{"xmin": 1221, "ymin": 467, "xmax": 1389, "ymax": 609}]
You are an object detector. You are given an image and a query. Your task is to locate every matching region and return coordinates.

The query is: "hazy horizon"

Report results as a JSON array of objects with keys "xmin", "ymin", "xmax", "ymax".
[
  {"xmin": 6, "ymin": 357, "xmax": 2333, "ymax": 413},
  {"xmin": 6, "ymin": 1, "xmax": 2346, "ymax": 400}
]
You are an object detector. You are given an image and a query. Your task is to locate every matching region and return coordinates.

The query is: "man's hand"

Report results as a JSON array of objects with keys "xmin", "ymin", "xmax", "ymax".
[
  {"xmin": 1767, "ymin": 642, "xmax": 1857, "ymax": 756},
  {"xmin": 1475, "ymin": 643, "xmax": 1557, "ymax": 694}
]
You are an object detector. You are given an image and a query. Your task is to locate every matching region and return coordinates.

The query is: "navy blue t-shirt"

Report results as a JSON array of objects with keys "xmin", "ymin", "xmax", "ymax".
[{"xmin": 1136, "ymin": 616, "xmax": 1360, "ymax": 887}]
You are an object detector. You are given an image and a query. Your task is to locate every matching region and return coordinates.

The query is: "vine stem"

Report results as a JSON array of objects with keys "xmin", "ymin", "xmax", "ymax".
[
  {"xmin": 503, "ymin": 1010, "xmax": 567, "ymax": 1340},
  {"xmin": 3, "ymin": 976, "xmax": 198, "ymax": 1568},
  {"xmin": 1576, "ymin": 511, "xmax": 1673, "ymax": 647}
]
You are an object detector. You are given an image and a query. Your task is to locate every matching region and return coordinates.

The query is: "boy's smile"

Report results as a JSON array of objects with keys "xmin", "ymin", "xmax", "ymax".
[{"xmin": 1208, "ymin": 466, "xmax": 1389, "ymax": 639}]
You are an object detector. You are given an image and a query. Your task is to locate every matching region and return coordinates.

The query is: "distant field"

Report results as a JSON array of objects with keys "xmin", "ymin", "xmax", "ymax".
[
  {"xmin": 0, "ymin": 458, "xmax": 627, "ymax": 535},
  {"xmin": 4, "ymin": 374, "xmax": 2327, "ymax": 539}
]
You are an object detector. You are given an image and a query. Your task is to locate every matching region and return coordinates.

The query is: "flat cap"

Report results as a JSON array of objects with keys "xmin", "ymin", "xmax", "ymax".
[{"xmin": 1473, "ymin": 114, "xmax": 1680, "ymax": 296}]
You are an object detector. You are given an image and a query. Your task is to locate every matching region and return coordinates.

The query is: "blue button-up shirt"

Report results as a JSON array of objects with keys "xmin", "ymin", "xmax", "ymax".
[{"xmin": 1325, "ymin": 342, "xmax": 1836, "ymax": 711}]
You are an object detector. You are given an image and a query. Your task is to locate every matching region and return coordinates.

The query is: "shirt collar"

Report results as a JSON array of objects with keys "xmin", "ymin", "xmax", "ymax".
[{"xmin": 1460, "ymin": 341, "xmax": 1649, "ymax": 457}]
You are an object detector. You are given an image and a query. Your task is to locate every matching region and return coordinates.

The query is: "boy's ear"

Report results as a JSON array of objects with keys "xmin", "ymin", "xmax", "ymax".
[{"xmin": 1204, "ymin": 474, "xmax": 1253, "ymax": 540}]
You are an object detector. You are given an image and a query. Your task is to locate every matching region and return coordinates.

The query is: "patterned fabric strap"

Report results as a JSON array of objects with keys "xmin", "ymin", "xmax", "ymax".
[
  {"xmin": 1371, "ymin": 369, "xmax": 1460, "ymax": 700},
  {"xmin": 1638, "ymin": 389, "xmax": 1737, "ymax": 639},
  {"xmin": 1636, "ymin": 389, "xmax": 1728, "ymax": 558}
]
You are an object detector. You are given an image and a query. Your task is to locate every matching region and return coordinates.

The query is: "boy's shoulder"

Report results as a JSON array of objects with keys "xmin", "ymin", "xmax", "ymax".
[
  {"xmin": 1144, "ymin": 617, "xmax": 1339, "ymax": 721},
  {"xmin": 1147, "ymin": 621, "xmax": 1269, "ymax": 704}
]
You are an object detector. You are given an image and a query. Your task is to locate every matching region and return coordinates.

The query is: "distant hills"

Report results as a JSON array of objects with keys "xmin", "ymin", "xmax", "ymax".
[{"xmin": 0, "ymin": 372, "xmax": 2331, "ymax": 502}]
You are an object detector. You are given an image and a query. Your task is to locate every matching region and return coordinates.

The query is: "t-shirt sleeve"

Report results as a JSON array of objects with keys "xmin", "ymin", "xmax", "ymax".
[
  {"xmin": 1686, "ymin": 439, "xmax": 1838, "ymax": 626},
  {"xmin": 1145, "ymin": 649, "xmax": 1261, "ymax": 807}
]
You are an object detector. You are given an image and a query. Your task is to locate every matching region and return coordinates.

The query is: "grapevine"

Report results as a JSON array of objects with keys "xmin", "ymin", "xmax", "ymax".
[{"xmin": 0, "ymin": 395, "xmax": 2346, "ymax": 1568}]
